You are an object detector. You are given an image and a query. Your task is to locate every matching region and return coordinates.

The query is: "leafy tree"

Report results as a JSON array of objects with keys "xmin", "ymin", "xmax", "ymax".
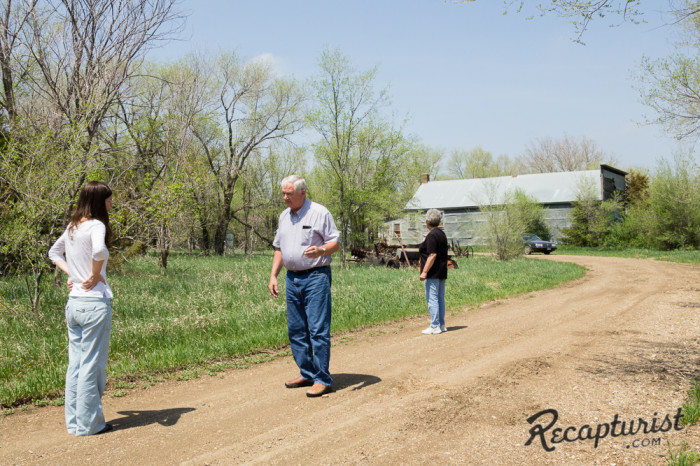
[
  {"xmin": 567, "ymin": 153, "xmax": 698, "ymax": 249},
  {"xmin": 512, "ymin": 190, "xmax": 551, "ymax": 240},
  {"xmin": 343, "ymin": 126, "xmax": 433, "ymax": 249},
  {"xmin": 0, "ymin": 125, "xmax": 94, "ymax": 311},
  {"xmin": 113, "ymin": 62, "xmax": 202, "ymax": 267},
  {"xmin": 233, "ymin": 143, "xmax": 307, "ymax": 253},
  {"xmin": 479, "ymin": 196, "xmax": 526, "ymax": 261},
  {"xmin": 308, "ymin": 49, "xmax": 441, "ymax": 256},
  {"xmin": 561, "ymin": 177, "xmax": 623, "ymax": 246},
  {"xmin": 308, "ymin": 48, "xmax": 388, "ymax": 264},
  {"xmin": 478, "ymin": 184, "xmax": 547, "ymax": 260},
  {"xmin": 646, "ymin": 151, "xmax": 700, "ymax": 249}
]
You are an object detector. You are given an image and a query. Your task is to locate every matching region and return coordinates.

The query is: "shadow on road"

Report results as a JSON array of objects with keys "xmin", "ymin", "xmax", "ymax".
[
  {"xmin": 110, "ymin": 407, "xmax": 196, "ymax": 431},
  {"xmin": 445, "ymin": 325, "xmax": 468, "ymax": 332},
  {"xmin": 332, "ymin": 373, "xmax": 381, "ymax": 392}
]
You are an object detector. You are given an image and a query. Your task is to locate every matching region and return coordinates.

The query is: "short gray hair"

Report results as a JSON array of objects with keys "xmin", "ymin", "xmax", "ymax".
[
  {"xmin": 425, "ymin": 209, "xmax": 442, "ymax": 227},
  {"xmin": 280, "ymin": 175, "xmax": 307, "ymax": 193}
]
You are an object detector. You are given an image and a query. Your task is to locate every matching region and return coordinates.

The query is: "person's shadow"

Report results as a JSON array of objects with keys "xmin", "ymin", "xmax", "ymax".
[
  {"xmin": 331, "ymin": 373, "xmax": 381, "ymax": 392},
  {"xmin": 445, "ymin": 325, "xmax": 468, "ymax": 332},
  {"xmin": 110, "ymin": 407, "xmax": 195, "ymax": 431}
]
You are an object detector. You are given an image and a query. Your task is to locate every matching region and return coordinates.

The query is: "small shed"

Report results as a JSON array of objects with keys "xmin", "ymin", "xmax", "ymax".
[{"xmin": 383, "ymin": 165, "xmax": 626, "ymax": 246}]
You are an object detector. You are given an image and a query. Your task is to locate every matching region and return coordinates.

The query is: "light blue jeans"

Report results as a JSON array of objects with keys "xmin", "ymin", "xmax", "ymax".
[
  {"xmin": 285, "ymin": 267, "xmax": 333, "ymax": 387},
  {"xmin": 64, "ymin": 296, "xmax": 112, "ymax": 436},
  {"xmin": 424, "ymin": 278, "xmax": 446, "ymax": 329}
]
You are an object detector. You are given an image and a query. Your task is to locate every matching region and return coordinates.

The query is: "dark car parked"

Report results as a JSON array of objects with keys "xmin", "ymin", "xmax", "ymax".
[{"xmin": 521, "ymin": 234, "xmax": 557, "ymax": 255}]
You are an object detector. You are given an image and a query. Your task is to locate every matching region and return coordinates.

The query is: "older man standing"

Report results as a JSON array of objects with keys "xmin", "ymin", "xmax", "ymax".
[{"xmin": 269, "ymin": 175, "xmax": 340, "ymax": 397}]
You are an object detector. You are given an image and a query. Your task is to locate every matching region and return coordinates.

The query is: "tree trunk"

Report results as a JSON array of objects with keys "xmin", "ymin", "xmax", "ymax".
[
  {"xmin": 213, "ymin": 217, "xmax": 229, "ymax": 256},
  {"xmin": 159, "ymin": 247, "xmax": 169, "ymax": 269},
  {"xmin": 27, "ymin": 268, "xmax": 43, "ymax": 315}
]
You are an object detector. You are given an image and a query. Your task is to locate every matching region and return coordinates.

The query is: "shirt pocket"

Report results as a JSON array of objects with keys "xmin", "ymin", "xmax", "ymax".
[{"xmin": 300, "ymin": 227, "xmax": 314, "ymax": 246}]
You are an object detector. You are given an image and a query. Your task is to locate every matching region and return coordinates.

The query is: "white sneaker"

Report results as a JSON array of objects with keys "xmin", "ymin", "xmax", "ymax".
[
  {"xmin": 440, "ymin": 325, "xmax": 447, "ymax": 333},
  {"xmin": 422, "ymin": 326, "xmax": 442, "ymax": 335}
]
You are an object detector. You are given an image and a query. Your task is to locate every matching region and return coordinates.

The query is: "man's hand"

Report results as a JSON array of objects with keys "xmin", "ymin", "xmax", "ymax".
[
  {"xmin": 303, "ymin": 246, "xmax": 324, "ymax": 258},
  {"xmin": 81, "ymin": 274, "xmax": 105, "ymax": 290},
  {"xmin": 419, "ymin": 272, "xmax": 427, "ymax": 282},
  {"xmin": 67, "ymin": 279, "xmax": 73, "ymax": 291},
  {"xmin": 269, "ymin": 276, "xmax": 279, "ymax": 298}
]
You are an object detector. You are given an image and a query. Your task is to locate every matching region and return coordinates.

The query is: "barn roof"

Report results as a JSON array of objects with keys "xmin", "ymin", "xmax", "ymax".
[{"xmin": 405, "ymin": 170, "xmax": 602, "ymax": 210}]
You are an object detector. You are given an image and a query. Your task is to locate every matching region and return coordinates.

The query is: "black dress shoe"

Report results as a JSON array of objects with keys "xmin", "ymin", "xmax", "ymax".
[{"xmin": 95, "ymin": 423, "xmax": 113, "ymax": 435}]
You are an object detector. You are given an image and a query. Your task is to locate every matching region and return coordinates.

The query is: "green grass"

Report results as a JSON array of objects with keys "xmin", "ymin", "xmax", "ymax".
[
  {"xmin": 682, "ymin": 379, "xmax": 700, "ymax": 426},
  {"xmin": 0, "ymin": 251, "xmax": 584, "ymax": 407},
  {"xmin": 665, "ymin": 441, "xmax": 700, "ymax": 466},
  {"xmin": 555, "ymin": 245, "xmax": 700, "ymax": 264},
  {"xmin": 664, "ymin": 379, "xmax": 700, "ymax": 464}
]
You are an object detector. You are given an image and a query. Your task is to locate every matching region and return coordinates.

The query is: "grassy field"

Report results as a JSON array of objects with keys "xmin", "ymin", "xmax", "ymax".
[{"xmin": 0, "ymin": 252, "xmax": 587, "ymax": 407}]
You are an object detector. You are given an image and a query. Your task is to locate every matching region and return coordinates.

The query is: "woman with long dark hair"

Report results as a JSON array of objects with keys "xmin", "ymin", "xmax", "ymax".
[{"xmin": 49, "ymin": 181, "xmax": 114, "ymax": 436}]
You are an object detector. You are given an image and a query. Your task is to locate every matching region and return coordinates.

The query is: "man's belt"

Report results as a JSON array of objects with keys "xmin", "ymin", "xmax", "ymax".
[{"xmin": 288, "ymin": 265, "xmax": 330, "ymax": 275}]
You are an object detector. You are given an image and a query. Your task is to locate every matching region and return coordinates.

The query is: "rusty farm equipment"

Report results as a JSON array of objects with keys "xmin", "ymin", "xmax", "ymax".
[{"xmin": 350, "ymin": 240, "xmax": 459, "ymax": 269}]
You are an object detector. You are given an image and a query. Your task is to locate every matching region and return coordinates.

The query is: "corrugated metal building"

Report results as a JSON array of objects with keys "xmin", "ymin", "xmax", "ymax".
[{"xmin": 383, "ymin": 165, "xmax": 626, "ymax": 246}]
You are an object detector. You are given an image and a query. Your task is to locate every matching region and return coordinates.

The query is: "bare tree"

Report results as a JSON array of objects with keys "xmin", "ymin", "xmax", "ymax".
[
  {"xmin": 636, "ymin": 1, "xmax": 700, "ymax": 141},
  {"xmin": 0, "ymin": 0, "xmax": 37, "ymax": 123},
  {"xmin": 477, "ymin": 181, "xmax": 528, "ymax": 261},
  {"xmin": 189, "ymin": 52, "xmax": 306, "ymax": 255},
  {"xmin": 458, "ymin": 1, "xmax": 646, "ymax": 43},
  {"xmin": 113, "ymin": 61, "xmax": 205, "ymax": 267},
  {"xmin": 447, "ymin": 146, "xmax": 524, "ymax": 179},
  {"xmin": 0, "ymin": 0, "xmax": 183, "ymax": 308},
  {"xmin": 520, "ymin": 134, "xmax": 616, "ymax": 173},
  {"xmin": 23, "ymin": 0, "xmax": 182, "ymax": 212}
]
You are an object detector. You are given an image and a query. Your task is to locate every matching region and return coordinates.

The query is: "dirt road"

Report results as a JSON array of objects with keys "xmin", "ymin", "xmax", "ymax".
[{"xmin": 1, "ymin": 255, "xmax": 699, "ymax": 465}]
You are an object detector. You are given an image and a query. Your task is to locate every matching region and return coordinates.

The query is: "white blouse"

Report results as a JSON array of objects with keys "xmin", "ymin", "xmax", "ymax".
[{"xmin": 48, "ymin": 219, "xmax": 113, "ymax": 299}]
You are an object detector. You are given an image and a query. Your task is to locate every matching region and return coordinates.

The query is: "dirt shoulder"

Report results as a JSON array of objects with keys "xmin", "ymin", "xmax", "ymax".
[{"xmin": 1, "ymin": 255, "xmax": 699, "ymax": 465}]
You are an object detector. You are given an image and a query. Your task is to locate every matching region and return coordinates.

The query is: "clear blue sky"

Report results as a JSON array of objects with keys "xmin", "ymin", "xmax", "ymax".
[{"xmin": 149, "ymin": 0, "xmax": 688, "ymax": 171}]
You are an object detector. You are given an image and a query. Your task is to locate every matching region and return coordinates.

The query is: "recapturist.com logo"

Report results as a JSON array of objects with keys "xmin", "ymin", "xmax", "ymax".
[{"xmin": 525, "ymin": 408, "xmax": 685, "ymax": 452}]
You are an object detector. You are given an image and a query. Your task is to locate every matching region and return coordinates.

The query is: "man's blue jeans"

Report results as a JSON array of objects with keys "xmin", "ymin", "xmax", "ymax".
[
  {"xmin": 64, "ymin": 296, "xmax": 112, "ymax": 436},
  {"xmin": 424, "ymin": 278, "xmax": 446, "ymax": 329},
  {"xmin": 285, "ymin": 267, "xmax": 333, "ymax": 387}
]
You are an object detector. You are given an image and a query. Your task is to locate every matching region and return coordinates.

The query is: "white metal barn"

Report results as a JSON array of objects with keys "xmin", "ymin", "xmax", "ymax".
[{"xmin": 383, "ymin": 165, "xmax": 627, "ymax": 246}]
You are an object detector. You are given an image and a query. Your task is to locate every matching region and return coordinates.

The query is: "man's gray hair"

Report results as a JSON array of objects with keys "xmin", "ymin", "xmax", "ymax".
[
  {"xmin": 280, "ymin": 175, "xmax": 307, "ymax": 193},
  {"xmin": 425, "ymin": 209, "xmax": 442, "ymax": 227}
]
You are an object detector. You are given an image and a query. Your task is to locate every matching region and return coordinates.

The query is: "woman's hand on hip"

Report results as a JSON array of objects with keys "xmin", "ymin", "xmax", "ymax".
[{"xmin": 81, "ymin": 274, "xmax": 105, "ymax": 290}]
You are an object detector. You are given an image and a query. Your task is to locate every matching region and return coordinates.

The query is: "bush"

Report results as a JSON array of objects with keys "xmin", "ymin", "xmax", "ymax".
[
  {"xmin": 480, "ymin": 188, "xmax": 549, "ymax": 260},
  {"xmin": 647, "ymin": 153, "xmax": 700, "ymax": 249},
  {"xmin": 124, "ymin": 241, "xmax": 147, "ymax": 258},
  {"xmin": 562, "ymin": 197, "xmax": 623, "ymax": 247},
  {"xmin": 608, "ymin": 153, "xmax": 699, "ymax": 250}
]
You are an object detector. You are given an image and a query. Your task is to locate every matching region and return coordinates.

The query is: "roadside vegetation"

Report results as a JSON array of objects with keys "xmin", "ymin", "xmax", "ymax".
[
  {"xmin": 0, "ymin": 252, "xmax": 584, "ymax": 408},
  {"xmin": 682, "ymin": 379, "xmax": 700, "ymax": 426},
  {"xmin": 664, "ymin": 378, "xmax": 700, "ymax": 464}
]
